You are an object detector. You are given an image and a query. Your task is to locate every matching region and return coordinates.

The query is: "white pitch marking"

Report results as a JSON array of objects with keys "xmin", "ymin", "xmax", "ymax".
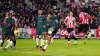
[{"xmin": 8, "ymin": 50, "xmax": 53, "ymax": 56}]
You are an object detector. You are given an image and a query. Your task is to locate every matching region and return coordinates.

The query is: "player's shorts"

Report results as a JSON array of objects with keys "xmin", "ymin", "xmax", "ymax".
[
  {"xmin": 42, "ymin": 28, "xmax": 48, "ymax": 35},
  {"xmin": 43, "ymin": 32, "xmax": 48, "ymax": 35},
  {"xmin": 67, "ymin": 28, "xmax": 74, "ymax": 33},
  {"xmin": 36, "ymin": 28, "xmax": 43, "ymax": 35},
  {"xmin": 2, "ymin": 29, "xmax": 13, "ymax": 37},
  {"xmin": 78, "ymin": 24, "xmax": 89, "ymax": 33}
]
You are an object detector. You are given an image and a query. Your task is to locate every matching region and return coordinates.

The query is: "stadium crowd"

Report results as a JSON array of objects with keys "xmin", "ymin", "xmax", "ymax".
[{"xmin": 0, "ymin": 0, "xmax": 100, "ymax": 29}]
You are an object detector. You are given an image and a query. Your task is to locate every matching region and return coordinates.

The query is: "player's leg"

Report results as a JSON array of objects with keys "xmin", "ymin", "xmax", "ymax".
[
  {"xmin": 39, "ymin": 35, "xmax": 43, "ymax": 48},
  {"xmin": 45, "ymin": 32, "xmax": 48, "ymax": 43},
  {"xmin": 41, "ymin": 29, "xmax": 58, "ymax": 52},
  {"xmin": 42, "ymin": 35, "xmax": 45, "ymax": 45},
  {"xmin": 67, "ymin": 28, "xmax": 71, "ymax": 46},
  {"xmin": 1, "ymin": 40, "xmax": 4, "ymax": 47},
  {"xmin": 13, "ymin": 38, "xmax": 16, "ymax": 47},
  {"xmin": 3, "ymin": 31, "xmax": 14, "ymax": 51},
  {"xmin": 72, "ymin": 35, "xmax": 78, "ymax": 44},
  {"xmin": 51, "ymin": 37, "xmax": 53, "ymax": 43},
  {"xmin": 70, "ymin": 30, "xmax": 78, "ymax": 44},
  {"xmin": 12, "ymin": 30, "xmax": 16, "ymax": 48},
  {"xmin": 11, "ymin": 31, "xmax": 16, "ymax": 48},
  {"xmin": 84, "ymin": 24, "xmax": 89, "ymax": 44},
  {"xmin": 36, "ymin": 28, "xmax": 40, "ymax": 48},
  {"xmin": 11, "ymin": 37, "xmax": 16, "ymax": 50},
  {"xmin": 36, "ymin": 28, "xmax": 44, "ymax": 48},
  {"xmin": 39, "ymin": 28, "xmax": 46, "ymax": 48},
  {"xmin": 0, "ymin": 35, "xmax": 5, "ymax": 50},
  {"xmin": 0, "ymin": 31, "xmax": 7, "ymax": 50},
  {"xmin": 36, "ymin": 35, "xmax": 39, "ymax": 48},
  {"xmin": 1, "ymin": 35, "xmax": 5, "ymax": 47},
  {"xmin": 43, "ymin": 32, "xmax": 48, "ymax": 45}
]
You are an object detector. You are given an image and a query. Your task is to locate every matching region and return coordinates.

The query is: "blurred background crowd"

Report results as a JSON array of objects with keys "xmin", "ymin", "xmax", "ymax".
[{"xmin": 0, "ymin": 0, "xmax": 100, "ymax": 29}]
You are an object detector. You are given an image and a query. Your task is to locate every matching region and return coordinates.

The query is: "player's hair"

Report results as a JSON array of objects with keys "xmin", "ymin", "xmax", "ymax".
[{"xmin": 47, "ymin": 12, "xmax": 53, "ymax": 15}]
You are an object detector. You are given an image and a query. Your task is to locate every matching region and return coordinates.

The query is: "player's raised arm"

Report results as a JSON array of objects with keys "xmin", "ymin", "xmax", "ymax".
[
  {"xmin": 86, "ymin": 13, "xmax": 94, "ymax": 20},
  {"xmin": 64, "ymin": 17, "xmax": 67, "ymax": 25}
]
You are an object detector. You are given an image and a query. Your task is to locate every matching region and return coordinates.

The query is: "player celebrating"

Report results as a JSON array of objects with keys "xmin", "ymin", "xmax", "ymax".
[
  {"xmin": 78, "ymin": 10, "xmax": 94, "ymax": 44},
  {"xmin": 41, "ymin": 12, "xmax": 59, "ymax": 52},
  {"xmin": 64, "ymin": 11, "xmax": 78, "ymax": 46},
  {"xmin": 35, "ymin": 9, "xmax": 45, "ymax": 48}
]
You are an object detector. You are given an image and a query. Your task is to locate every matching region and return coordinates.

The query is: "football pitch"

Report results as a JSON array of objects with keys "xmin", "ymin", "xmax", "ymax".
[{"xmin": 0, "ymin": 39, "xmax": 100, "ymax": 56}]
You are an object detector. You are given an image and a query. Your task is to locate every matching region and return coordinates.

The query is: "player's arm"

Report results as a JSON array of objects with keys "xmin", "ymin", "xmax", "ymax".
[
  {"xmin": 64, "ymin": 17, "xmax": 67, "ymax": 25},
  {"xmin": 0, "ymin": 18, "xmax": 6, "ymax": 24},
  {"xmin": 43, "ymin": 16, "xmax": 46, "ymax": 28},
  {"xmin": 86, "ymin": 13, "xmax": 94, "ymax": 20}
]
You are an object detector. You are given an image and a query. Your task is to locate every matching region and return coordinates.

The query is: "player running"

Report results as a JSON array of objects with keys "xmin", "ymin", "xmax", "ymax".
[
  {"xmin": 64, "ymin": 11, "xmax": 78, "ymax": 46},
  {"xmin": 78, "ymin": 10, "xmax": 94, "ymax": 44},
  {"xmin": 35, "ymin": 9, "xmax": 46, "ymax": 48}
]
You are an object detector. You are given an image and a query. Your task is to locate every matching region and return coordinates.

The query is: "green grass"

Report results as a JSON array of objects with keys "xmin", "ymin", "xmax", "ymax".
[{"xmin": 0, "ymin": 39, "xmax": 100, "ymax": 56}]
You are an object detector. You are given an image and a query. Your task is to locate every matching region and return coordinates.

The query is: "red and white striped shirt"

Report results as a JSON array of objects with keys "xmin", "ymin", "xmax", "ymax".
[
  {"xmin": 64, "ymin": 16, "xmax": 75, "ymax": 28},
  {"xmin": 79, "ymin": 12, "xmax": 94, "ymax": 24}
]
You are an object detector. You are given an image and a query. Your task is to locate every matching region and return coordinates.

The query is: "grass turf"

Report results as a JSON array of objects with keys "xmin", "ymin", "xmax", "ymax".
[{"xmin": 0, "ymin": 39, "xmax": 100, "ymax": 56}]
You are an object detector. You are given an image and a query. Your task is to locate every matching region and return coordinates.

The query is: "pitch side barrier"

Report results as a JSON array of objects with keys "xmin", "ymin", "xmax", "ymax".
[{"xmin": 0, "ymin": 28, "xmax": 100, "ymax": 39}]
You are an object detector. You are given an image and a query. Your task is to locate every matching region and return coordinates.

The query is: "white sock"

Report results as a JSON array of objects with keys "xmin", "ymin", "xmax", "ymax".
[
  {"xmin": 7, "ymin": 40, "xmax": 12, "ymax": 46},
  {"xmin": 0, "ymin": 40, "xmax": 3, "ymax": 44},
  {"xmin": 7, "ymin": 40, "xmax": 10, "ymax": 43},
  {"xmin": 51, "ymin": 38, "xmax": 53, "ymax": 43},
  {"xmin": 40, "ymin": 39, "xmax": 43, "ymax": 46},
  {"xmin": 0, "ymin": 40, "xmax": 3, "ymax": 47},
  {"xmin": 44, "ymin": 44, "xmax": 48, "ymax": 49},
  {"xmin": 36, "ymin": 38, "xmax": 39, "ymax": 46},
  {"xmin": 5, "ymin": 41, "xmax": 13, "ymax": 48},
  {"xmin": 43, "ymin": 40, "xmax": 44, "ymax": 45}
]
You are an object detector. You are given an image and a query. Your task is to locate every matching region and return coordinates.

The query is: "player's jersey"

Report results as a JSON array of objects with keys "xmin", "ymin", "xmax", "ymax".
[
  {"xmin": 6, "ymin": 18, "xmax": 15, "ymax": 30},
  {"xmin": 43, "ymin": 20, "xmax": 51, "ymax": 32},
  {"xmin": 79, "ymin": 12, "xmax": 94, "ymax": 24},
  {"xmin": 36, "ymin": 15, "xmax": 45, "ymax": 28},
  {"xmin": 0, "ymin": 17, "xmax": 7, "ymax": 30},
  {"xmin": 51, "ymin": 17, "xmax": 59, "ymax": 30},
  {"xmin": 65, "ymin": 16, "xmax": 75, "ymax": 28}
]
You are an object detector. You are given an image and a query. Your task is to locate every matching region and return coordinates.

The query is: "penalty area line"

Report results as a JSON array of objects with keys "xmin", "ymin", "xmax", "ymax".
[{"xmin": 8, "ymin": 50, "xmax": 53, "ymax": 56}]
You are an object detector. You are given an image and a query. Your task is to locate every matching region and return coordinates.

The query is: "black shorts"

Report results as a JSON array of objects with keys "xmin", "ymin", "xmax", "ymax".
[
  {"xmin": 12, "ymin": 30, "xmax": 15, "ymax": 36},
  {"xmin": 78, "ymin": 24, "xmax": 89, "ymax": 33},
  {"xmin": 67, "ymin": 28, "xmax": 74, "ymax": 33}
]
